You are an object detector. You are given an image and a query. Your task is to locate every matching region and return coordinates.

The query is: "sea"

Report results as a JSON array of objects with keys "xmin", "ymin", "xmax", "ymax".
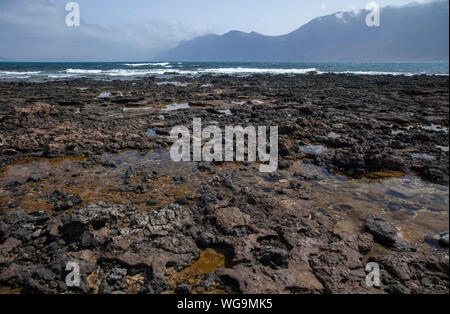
[{"xmin": 0, "ymin": 61, "xmax": 448, "ymax": 81}]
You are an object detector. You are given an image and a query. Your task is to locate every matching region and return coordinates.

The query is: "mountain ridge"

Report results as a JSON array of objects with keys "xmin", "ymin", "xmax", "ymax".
[{"xmin": 165, "ymin": 1, "xmax": 449, "ymax": 62}]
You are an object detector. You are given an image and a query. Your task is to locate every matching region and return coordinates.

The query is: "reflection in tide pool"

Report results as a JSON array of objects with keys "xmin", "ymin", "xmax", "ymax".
[
  {"xmin": 157, "ymin": 81, "xmax": 188, "ymax": 87},
  {"xmin": 411, "ymin": 153, "xmax": 436, "ymax": 160},
  {"xmin": 0, "ymin": 150, "xmax": 208, "ymax": 213},
  {"xmin": 98, "ymin": 92, "xmax": 111, "ymax": 98},
  {"xmin": 162, "ymin": 103, "xmax": 190, "ymax": 111},
  {"xmin": 218, "ymin": 109, "xmax": 232, "ymax": 116},
  {"xmin": 123, "ymin": 106, "xmax": 153, "ymax": 112},
  {"xmin": 328, "ymin": 132, "xmax": 341, "ymax": 139},
  {"xmin": 299, "ymin": 144, "xmax": 328, "ymax": 155},
  {"xmin": 297, "ymin": 162, "xmax": 449, "ymax": 240},
  {"xmin": 0, "ymin": 150, "xmax": 447, "ymax": 243},
  {"xmin": 407, "ymin": 124, "xmax": 449, "ymax": 133}
]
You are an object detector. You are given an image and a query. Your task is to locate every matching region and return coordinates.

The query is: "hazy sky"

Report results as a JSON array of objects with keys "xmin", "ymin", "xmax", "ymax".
[
  {"xmin": 74, "ymin": 0, "xmax": 434, "ymax": 35},
  {"xmin": 0, "ymin": 0, "xmax": 440, "ymax": 61}
]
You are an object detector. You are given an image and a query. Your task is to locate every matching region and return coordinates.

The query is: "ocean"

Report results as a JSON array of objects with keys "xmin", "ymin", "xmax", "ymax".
[{"xmin": 0, "ymin": 61, "xmax": 448, "ymax": 81}]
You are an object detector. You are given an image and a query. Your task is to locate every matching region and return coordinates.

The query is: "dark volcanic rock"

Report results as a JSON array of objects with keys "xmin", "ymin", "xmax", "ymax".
[
  {"xmin": 256, "ymin": 245, "xmax": 289, "ymax": 268},
  {"xmin": 0, "ymin": 74, "xmax": 448, "ymax": 295},
  {"xmin": 364, "ymin": 215, "xmax": 415, "ymax": 252}
]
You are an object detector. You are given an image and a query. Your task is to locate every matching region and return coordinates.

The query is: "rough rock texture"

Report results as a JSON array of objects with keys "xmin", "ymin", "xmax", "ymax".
[
  {"xmin": 0, "ymin": 75, "xmax": 448, "ymax": 183},
  {"xmin": 0, "ymin": 74, "xmax": 448, "ymax": 294},
  {"xmin": 364, "ymin": 215, "xmax": 415, "ymax": 251},
  {"xmin": 0, "ymin": 187, "xmax": 448, "ymax": 294}
]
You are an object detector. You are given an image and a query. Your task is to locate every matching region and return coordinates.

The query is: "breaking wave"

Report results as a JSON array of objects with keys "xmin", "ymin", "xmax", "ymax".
[{"xmin": 0, "ymin": 62, "xmax": 448, "ymax": 80}]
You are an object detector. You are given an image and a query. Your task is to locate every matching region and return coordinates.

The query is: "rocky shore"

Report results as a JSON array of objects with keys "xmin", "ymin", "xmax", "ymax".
[{"xmin": 0, "ymin": 74, "xmax": 448, "ymax": 294}]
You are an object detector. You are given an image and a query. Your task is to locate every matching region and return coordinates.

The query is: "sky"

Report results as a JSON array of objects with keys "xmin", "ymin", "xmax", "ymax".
[
  {"xmin": 73, "ymin": 0, "xmax": 434, "ymax": 35},
  {"xmin": 0, "ymin": 0, "xmax": 440, "ymax": 61}
]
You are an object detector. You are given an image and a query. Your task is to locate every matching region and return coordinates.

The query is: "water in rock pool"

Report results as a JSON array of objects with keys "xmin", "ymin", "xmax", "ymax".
[{"xmin": 0, "ymin": 149, "xmax": 447, "ymax": 242}]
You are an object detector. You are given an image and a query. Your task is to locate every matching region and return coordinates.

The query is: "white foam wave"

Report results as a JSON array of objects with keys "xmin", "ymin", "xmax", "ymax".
[
  {"xmin": 329, "ymin": 70, "xmax": 416, "ymax": 76},
  {"xmin": 63, "ymin": 68, "xmax": 171, "ymax": 76},
  {"xmin": 0, "ymin": 71, "xmax": 41, "ymax": 75},
  {"xmin": 330, "ymin": 70, "xmax": 447, "ymax": 76},
  {"xmin": 47, "ymin": 74, "xmax": 77, "ymax": 78},
  {"xmin": 2, "ymin": 66, "xmax": 447, "ymax": 80},
  {"xmin": 198, "ymin": 67, "xmax": 318, "ymax": 74},
  {"xmin": 66, "ymin": 69, "xmax": 103, "ymax": 74},
  {"xmin": 123, "ymin": 62, "xmax": 170, "ymax": 67},
  {"xmin": 105, "ymin": 69, "xmax": 171, "ymax": 76}
]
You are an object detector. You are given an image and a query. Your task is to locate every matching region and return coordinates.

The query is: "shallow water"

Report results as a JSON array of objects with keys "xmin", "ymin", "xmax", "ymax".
[
  {"xmin": 407, "ymin": 124, "xmax": 449, "ymax": 133},
  {"xmin": 98, "ymin": 92, "xmax": 112, "ymax": 98},
  {"xmin": 218, "ymin": 109, "xmax": 232, "ymax": 116},
  {"xmin": 299, "ymin": 144, "xmax": 328, "ymax": 155},
  {"xmin": 411, "ymin": 153, "xmax": 436, "ymax": 160},
  {"xmin": 157, "ymin": 81, "xmax": 189, "ymax": 87},
  {"xmin": 162, "ymin": 103, "xmax": 190, "ymax": 111},
  {"xmin": 0, "ymin": 151, "xmax": 211, "ymax": 212},
  {"xmin": 328, "ymin": 132, "xmax": 341, "ymax": 139},
  {"xmin": 0, "ymin": 150, "xmax": 448, "ymax": 242},
  {"xmin": 165, "ymin": 248, "xmax": 230, "ymax": 294},
  {"xmin": 122, "ymin": 106, "xmax": 153, "ymax": 112}
]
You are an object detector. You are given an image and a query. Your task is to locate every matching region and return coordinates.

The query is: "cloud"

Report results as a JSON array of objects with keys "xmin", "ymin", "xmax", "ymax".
[
  {"xmin": 0, "ymin": 0, "xmax": 212, "ymax": 61},
  {"xmin": 334, "ymin": 12, "xmax": 349, "ymax": 23}
]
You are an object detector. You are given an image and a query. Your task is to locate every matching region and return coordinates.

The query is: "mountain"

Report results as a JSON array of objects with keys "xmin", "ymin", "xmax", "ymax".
[
  {"xmin": 0, "ymin": 57, "xmax": 10, "ymax": 62},
  {"xmin": 165, "ymin": 1, "xmax": 449, "ymax": 62}
]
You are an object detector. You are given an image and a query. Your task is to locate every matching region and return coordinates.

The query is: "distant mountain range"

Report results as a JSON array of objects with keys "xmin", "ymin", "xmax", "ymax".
[{"xmin": 165, "ymin": 1, "xmax": 449, "ymax": 62}]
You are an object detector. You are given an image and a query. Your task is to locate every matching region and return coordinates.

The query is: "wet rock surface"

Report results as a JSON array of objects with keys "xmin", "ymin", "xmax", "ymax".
[
  {"xmin": 0, "ymin": 187, "xmax": 447, "ymax": 294},
  {"xmin": 0, "ymin": 74, "xmax": 448, "ymax": 294},
  {"xmin": 364, "ymin": 215, "xmax": 416, "ymax": 252},
  {"xmin": 0, "ymin": 74, "xmax": 448, "ymax": 183}
]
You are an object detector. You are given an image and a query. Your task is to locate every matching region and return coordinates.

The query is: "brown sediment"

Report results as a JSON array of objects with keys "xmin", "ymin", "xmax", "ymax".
[
  {"xmin": 333, "ymin": 215, "xmax": 363, "ymax": 235},
  {"xmin": 363, "ymin": 171, "xmax": 407, "ymax": 180},
  {"xmin": 0, "ymin": 286, "xmax": 21, "ymax": 294},
  {"xmin": 0, "ymin": 150, "xmax": 213, "ymax": 213},
  {"xmin": 87, "ymin": 270, "xmax": 100, "ymax": 294},
  {"xmin": 1, "ymin": 149, "xmax": 446, "ymax": 237},
  {"xmin": 363, "ymin": 242, "xmax": 397, "ymax": 263},
  {"xmin": 124, "ymin": 274, "xmax": 146, "ymax": 294},
  {"xmin": 165, "ymin": 248, "xmax": 230, "ymax": 294}
]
